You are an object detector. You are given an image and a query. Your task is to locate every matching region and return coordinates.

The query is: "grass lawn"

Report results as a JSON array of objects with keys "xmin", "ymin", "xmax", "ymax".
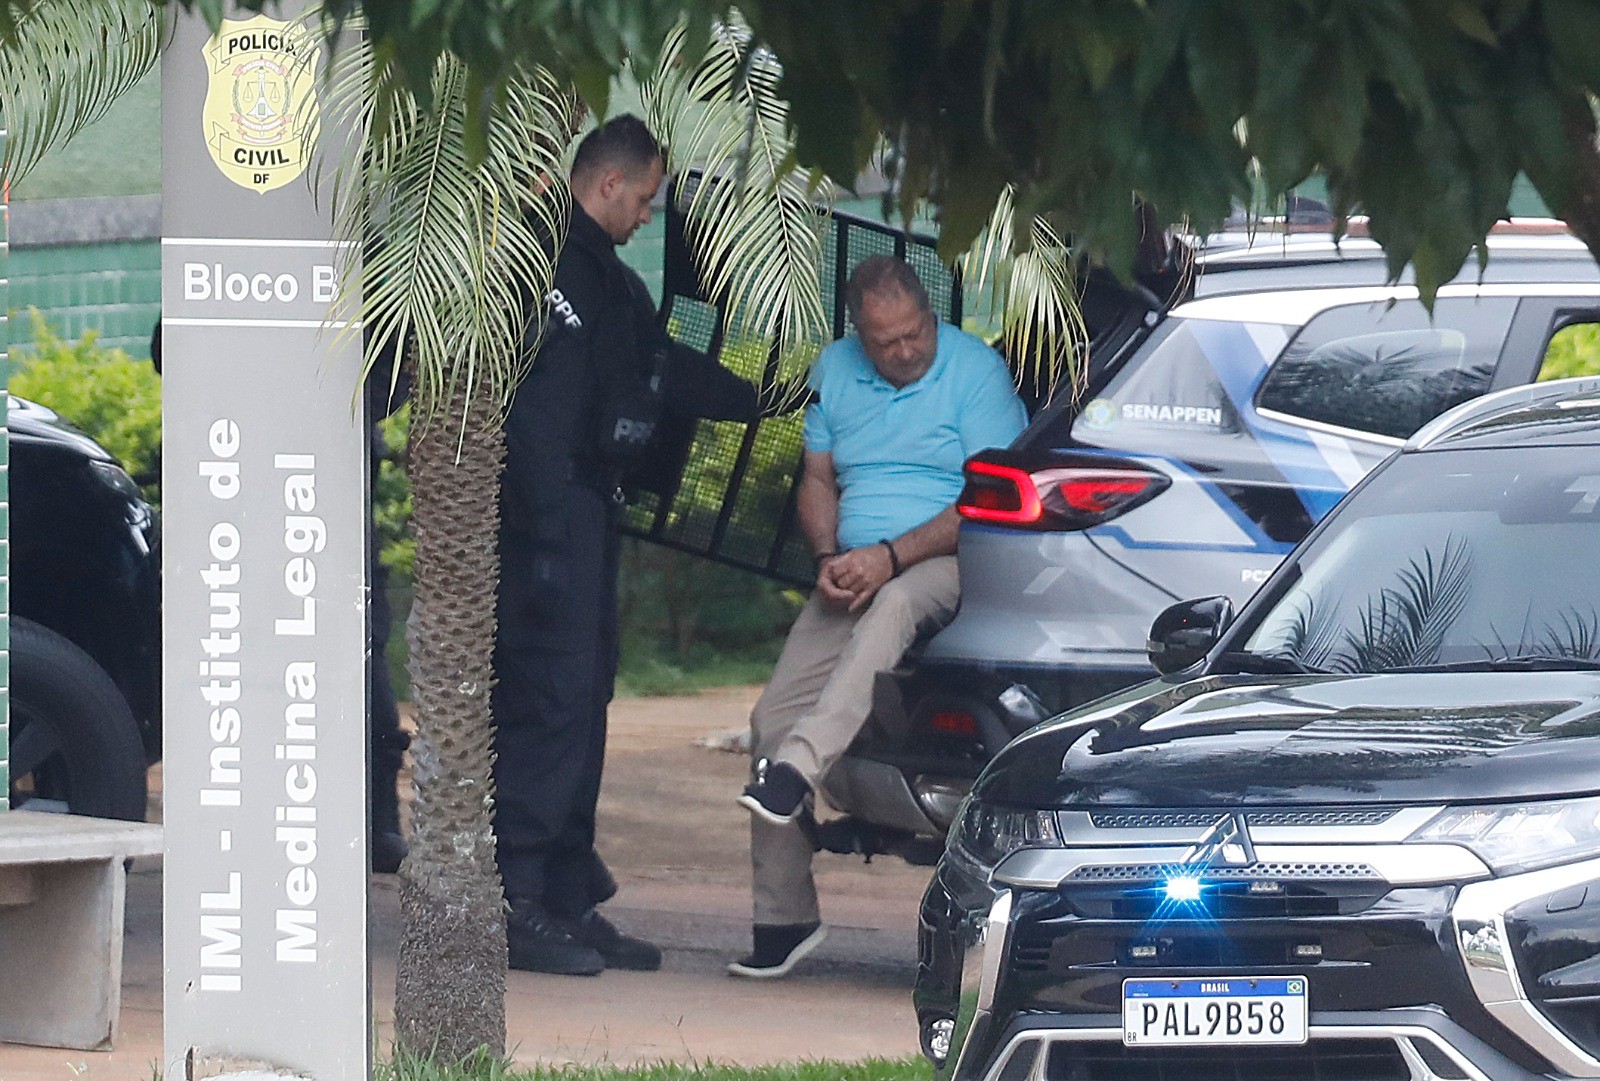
[
  {"xmin": 378, "ymin": 1055, "xmax": 929, "ymax": 1081},
  {"xmin": 382, "ymin": 603, "xmax": 783, "ymax": 701},
  {"xmin": 13, "ymin": 69, "xmax": 160, "ymax": 200},
  {"xmin": 614, "ymin": 636, "xmax": 785, "ymax": 697}
]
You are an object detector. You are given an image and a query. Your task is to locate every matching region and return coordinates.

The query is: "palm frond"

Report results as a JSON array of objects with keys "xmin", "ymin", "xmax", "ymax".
[
  {"xmin": 959, "ymin": 186, "xmax": 1088, "ymax": 402},
  {"xmin": 1346, "ymin": 535, "xmax": 1474, "ymax": 670},
  {"xmin": 0, "ymin": 0, "xmax": 165, "ymax": 185},
  {"xmin": 1535, "ymin": 608, "xmax": 1600, "ymax": 661},
  {"xmin": 319, "ymin": 28, "xmax": 580, "ymax": 432},
  {"xmin": 1396, "ymin": 538, "xmax": 1474, "ymax": 664},
  {"xmin": 959, "ymin": 184, "xmax": 1018, "ymax": 313},
  {"xmin": 639, "ymin": 16, "xmax": 830, "ymax": 384},
  {"xmin": 1279, "ymin": 594, "xmax": 1349, "ymax": 671}
]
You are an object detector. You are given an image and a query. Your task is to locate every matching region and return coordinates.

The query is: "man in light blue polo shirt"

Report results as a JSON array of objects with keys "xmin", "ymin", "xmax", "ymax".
[{"xmin": 730, "ymin": 255, "xmax": 1027, "ymax": 978}]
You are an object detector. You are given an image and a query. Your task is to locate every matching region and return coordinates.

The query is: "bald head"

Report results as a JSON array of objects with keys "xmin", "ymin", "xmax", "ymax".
[
  {"xmin": 847, "ymin": 257, "xmax": 938, "ymax": 388},
  {"xmin": 844, "ymin": 255, "xmax": 932, "ymax": 323}
]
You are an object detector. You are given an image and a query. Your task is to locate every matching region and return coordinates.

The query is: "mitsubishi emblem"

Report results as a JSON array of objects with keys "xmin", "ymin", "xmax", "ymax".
[{"xmin": 1181, "ymin": 812, "xmax": 1258, "ymax": 869}]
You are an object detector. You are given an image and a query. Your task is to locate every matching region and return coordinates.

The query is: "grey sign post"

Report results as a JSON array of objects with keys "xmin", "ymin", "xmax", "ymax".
[{"xmin": 162, "ymin": 6, "xmax": 370, "ymax": 1079}]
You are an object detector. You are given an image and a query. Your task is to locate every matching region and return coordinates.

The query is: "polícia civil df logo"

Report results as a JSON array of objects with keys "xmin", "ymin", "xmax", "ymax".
[{"xmin": 202, "ymin": 15, "xmax": 321, "ymax": 195}]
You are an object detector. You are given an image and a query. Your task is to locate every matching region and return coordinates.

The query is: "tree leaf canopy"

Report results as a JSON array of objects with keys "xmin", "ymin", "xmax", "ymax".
[{"xmin": 138, "ymin": 0, "xmax": 1595, "ymax": 296}]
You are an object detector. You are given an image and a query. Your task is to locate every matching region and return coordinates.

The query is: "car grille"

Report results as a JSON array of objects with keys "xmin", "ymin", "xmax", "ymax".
[
  {"xmin": 1089, "ymin": 809, "xmax": 1400, "ymax": 830},
  {"xmin": 1066, "ymin": 862, "xmax": 1381, "ymax": 882},
  {"xmin": 1031, "ymin": 1037, "xmax": 1409, "ymax": 1080},
  {"xmin": 1058, "ymin": 878, "xmax": 1391, "ymax": 922},
  {"xmin": 1245, "ymin": 809, "xmax": 1400, "ymax": 828},
  {"xmin": 1011, "ymin": 927, "xmax": 1363, "ymax": 972}
]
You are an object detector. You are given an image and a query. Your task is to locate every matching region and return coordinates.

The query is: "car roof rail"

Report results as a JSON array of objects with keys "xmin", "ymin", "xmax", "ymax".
[
  {"xmin": 1407, "ymin": 375, "xmax": 1600, "ymax": 451},
  {"xmin": 1210, "ymin": 215, "xmax": 1571, "ymax": 240}
]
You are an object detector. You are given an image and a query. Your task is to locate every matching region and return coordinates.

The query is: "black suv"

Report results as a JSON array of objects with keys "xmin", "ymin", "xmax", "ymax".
[
  {"xmin": 919, "ymin": 377, "xmax": 1600, "ymax": 1080},
  {"xmin": 7, "ymin": 395, "xmax": 160, "ymax": 819}
]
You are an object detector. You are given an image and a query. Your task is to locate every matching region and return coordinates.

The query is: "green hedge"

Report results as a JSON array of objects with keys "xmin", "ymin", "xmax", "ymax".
[
  {"xmin": 1539, "ymin": 322, "xmax": 1600, "ymax": 381},
  {"xmin": 9, "ymin": 309, "xmax": 162, "ymax": 496}
]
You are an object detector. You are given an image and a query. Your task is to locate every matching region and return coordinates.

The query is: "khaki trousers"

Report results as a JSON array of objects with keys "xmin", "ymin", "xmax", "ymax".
[{"xmin": 749, "ymin": 555, "xmax": 960, "ymax": 925}]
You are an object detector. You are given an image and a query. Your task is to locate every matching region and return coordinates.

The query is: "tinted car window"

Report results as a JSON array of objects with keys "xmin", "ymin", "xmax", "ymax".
[
  {"xmin": 1242, "ymin": 446, "xmax": 1600, "ymax": 670},
  {"xmin": 1257, "ymin": 298, "xmax": 1516, "ymax": 440},
  {"xmin": 1071, "ymin": 319, "xmax": 1252, "ymax": 452}
]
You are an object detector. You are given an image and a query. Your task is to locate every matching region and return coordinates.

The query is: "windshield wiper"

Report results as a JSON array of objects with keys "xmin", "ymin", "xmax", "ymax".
[
  {"xmin": 1212, "ymin": 651, "xmax": 1331, "ymax": 675},
  {"xmin": 1388, "ymin": 655, "xmax": 1600, "ymax": 673}
]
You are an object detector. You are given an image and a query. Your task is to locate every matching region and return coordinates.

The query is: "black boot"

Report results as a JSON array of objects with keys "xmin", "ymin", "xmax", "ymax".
[
  {"xmin": 371, "ymin": 830, "xmax": 409, "ymax": 875},
  {"xmin": 507, "ymin": 898, "xmax": 605, "ymax": 976},
  {"xmin": 371, "ymin": 730, "xmax": 411, "ymax": 874},
  {"xmin": 565, "ymin": 908, "xmax": 662, "ymax": 971}
]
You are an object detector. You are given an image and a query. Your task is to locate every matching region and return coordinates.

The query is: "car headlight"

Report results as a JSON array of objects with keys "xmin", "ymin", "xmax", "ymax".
[
  {"xmin": 88, "ymin": 460, "xmax": 155, "ymax": 533},
  {"xmin": 953, "ymin": 800, "xmax": 1062, "ymax": 867},
  {"xmin": 88, "ymin": 459, "xmax": 142, "ymax": 500},
  {"xmin": 1410, "ymin": 796, "xmax": 1600, "ymax": 874}
]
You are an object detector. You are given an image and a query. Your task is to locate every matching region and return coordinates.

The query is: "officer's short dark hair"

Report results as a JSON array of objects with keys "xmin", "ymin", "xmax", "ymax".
[
  {"xmin": 571, "ymin": 115, "xmax": 662, "ymax": 186},
  {"xmin": 845, "ymin": 255, "xmax": 932, "ymax": 321}
]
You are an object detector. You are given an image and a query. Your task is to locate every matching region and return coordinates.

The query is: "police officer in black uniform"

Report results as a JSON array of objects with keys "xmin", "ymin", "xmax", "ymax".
[{"xmin": 495, "ymin": 116, "xmax": 759, "ymax": 975}]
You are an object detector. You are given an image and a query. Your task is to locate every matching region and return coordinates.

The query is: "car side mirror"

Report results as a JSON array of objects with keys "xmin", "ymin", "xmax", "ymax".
[{"xmin": 1147, "ymin": 596, "xmax": 1234, "ymax": 676}]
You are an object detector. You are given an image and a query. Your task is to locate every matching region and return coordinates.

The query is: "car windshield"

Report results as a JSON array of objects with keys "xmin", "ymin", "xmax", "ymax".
[{"xmin": 1239, "ymin": 444, "xmax": 1600, "ymax": 672}]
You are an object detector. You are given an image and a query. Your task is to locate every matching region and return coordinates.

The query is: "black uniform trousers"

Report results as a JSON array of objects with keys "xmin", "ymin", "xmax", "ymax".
[
  {"xmin": 491, "ymin": 479, "xmax": 621, "ymax": 915},
  {"xmin": 370, "ymin": 554, "xmax": 409, "ymax": 833},
  {"xmin": 368, "ymin": 374, "xmax": 411, "ymax": 836}
]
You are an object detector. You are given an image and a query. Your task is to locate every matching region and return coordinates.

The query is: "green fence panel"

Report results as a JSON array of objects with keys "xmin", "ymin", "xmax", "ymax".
[
  {"xmin": 1, "ymin": 127, "xmax": 11, "ymax": 802},
  {"xmin": 8, "ymin": 240, "xmax": 161, "ymax": 360}
]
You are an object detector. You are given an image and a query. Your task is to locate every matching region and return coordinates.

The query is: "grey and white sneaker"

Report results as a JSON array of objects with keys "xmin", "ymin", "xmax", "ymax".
[{"xmin": 738, "ymin": 757, "xmax": 811, "ymax": 826}]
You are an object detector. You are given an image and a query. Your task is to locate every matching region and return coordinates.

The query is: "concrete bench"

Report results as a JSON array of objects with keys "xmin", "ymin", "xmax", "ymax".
[{"xmin": 0, "ymin": 811, "xmax": 161, "ymax": 1050}]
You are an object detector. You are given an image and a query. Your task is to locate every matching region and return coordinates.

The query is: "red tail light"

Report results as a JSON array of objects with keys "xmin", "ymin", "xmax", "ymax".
[
  {"xmin": 958, "ymin": 453, "xmax": 1170, "ymax": 530},
  {"xmin": 930, "ymin": 710, "xmax": 979, "ymax": 736},
  {"xmin": 958, "ymin": 461, "xmax": 1042, "ymax": 525},
  {"xmin": 1057, "ymin": 474, "xmax": 1157, "ymax": 514}
]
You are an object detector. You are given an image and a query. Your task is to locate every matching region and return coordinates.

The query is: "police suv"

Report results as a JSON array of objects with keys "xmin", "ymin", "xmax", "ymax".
[{"xmin": 823, "ymin": 221, "xmax": 1600, "ymax": 857}]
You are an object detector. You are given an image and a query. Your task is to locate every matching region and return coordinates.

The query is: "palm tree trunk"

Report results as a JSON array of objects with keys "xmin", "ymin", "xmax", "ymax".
[{"xmin": 394, "ymin": 381, "xmax": 507, "ymax": 1061}]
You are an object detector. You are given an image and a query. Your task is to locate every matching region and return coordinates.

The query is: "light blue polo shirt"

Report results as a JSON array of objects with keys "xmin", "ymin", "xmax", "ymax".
[{"xmin": 803, "ymin": 322, "xmax": 1027, "ymax": 550}]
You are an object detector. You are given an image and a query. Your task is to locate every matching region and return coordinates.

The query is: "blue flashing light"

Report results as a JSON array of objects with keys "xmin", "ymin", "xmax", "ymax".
[{"xmin": 1164, "ymin": 876, "xmax": 1203, "ymax": 903}]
